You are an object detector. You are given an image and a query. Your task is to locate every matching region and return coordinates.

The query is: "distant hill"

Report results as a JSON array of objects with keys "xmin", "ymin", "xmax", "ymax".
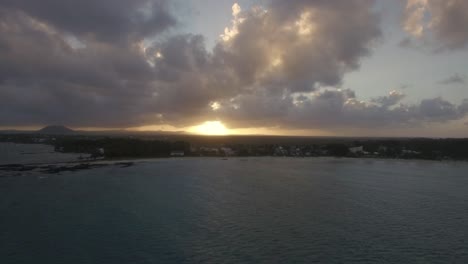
[{"xmin": 37, "ymin": 125, "xmax": 75, "ymax": 135}]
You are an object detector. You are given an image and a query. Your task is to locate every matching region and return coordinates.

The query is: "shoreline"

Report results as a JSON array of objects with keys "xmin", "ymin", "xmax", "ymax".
[{"xmin": 1, "ymin": 156, "xmax": 467, "ymax": 177}]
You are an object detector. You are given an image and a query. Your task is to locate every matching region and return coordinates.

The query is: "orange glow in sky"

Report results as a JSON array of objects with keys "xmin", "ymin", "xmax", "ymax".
[{"xmin": 190, "ymin": 121, "xmax": 229, "ymax": 135}]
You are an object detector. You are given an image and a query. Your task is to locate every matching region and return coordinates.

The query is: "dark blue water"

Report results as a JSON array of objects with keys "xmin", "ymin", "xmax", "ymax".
[
  {"xmin": 0, "ymin": 143, "xmax": 82, "ymax": 165},
  {"xmin": 1, "ymin": 158, "xmax": 468, "ymax": 263}
]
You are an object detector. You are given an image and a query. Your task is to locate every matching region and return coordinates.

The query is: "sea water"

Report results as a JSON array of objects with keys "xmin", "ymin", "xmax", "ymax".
[{"xmin": 1, "ymin": 157, "xmax": 468, "ymax": 263}]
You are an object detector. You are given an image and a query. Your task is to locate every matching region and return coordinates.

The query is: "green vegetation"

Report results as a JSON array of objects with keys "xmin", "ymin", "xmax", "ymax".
[{"xmin": 1, "ymin": 134, "xmax": 468, "ymax": 161}]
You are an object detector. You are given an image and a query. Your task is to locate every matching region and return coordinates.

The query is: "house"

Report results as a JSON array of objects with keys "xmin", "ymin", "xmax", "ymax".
[
  {"xmin": 200, "ymin": 147, "xmax": 219, "ymax": 156},
  {"xmin": 349, "ymin": 146, "xmax": 364, "ymax": 154},
  {"xmin": 220, "ymin": 147, "xmax": 235, "ymax": 156},
  {"xmin": 274, "ymin": 146, "xmax": 288, "ymax": 156},
  {"xmin": 98, "ymin": 148, "xmax": 105, "ymax": 155},
  {"xmin": 402, "ymin": 149, "xmax": 421, "ymax": 155},
  {"xmin": 170, "ymin": 150, "xmax": 185, "ymax": 157}
]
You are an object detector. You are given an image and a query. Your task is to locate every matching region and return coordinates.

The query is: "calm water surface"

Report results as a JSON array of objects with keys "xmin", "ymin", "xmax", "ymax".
[
  {"xmin": 0, "ymin": 143, "xmax": 82, "ymax": 165},
  {"xmin": 1, "ymin": 158, "xmax": 468, "ymax": 263}
]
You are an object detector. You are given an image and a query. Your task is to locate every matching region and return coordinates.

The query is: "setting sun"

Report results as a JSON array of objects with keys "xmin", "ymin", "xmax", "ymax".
[{"xmin": 191, "ymin": 121, "xmax": 229, "ymax": 135}]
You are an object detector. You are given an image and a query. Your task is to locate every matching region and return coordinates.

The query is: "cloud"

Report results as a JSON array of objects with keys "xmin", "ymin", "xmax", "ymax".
[
  {"xmin": 371, "ymin": 90, "xmax": 406, "ymax": 108},
  {"xmin": 0, "ymin": 0, "xmax": 467, "ymax": 133},
  {"xmin": 0, "ymin": 0, "xmax": 383, "ymax": 128},
  {"xmin": 0, "ymin": 2, "xmax": 172, "ymax": 127},
  {"xmin": 214, "ymin": 88, "xmax": 468, "ymax": 130},
  {"xmin": 418, "ymin": 97, "xmax": 465, "ymax": 121},
  {"xmin": 438, "ymin": 73, "xmax": 466, "ymax": 85},
  {"xmin": 0, "ymin": 0, "xmax": 176, "ymax": 43},
  {"xmin": 403, "ymin": 0, "xmax": 468, "ymax": 51},
  {"xmin": 232, "ymin": 3, "xmax": 242, "ymax": 17},
  {"xmin": 217, "ymin": 0, "xmax": 381, "ymax": 93},
  {"xmin": 403, "ymin": 0, "xmax": 428, "ymax": 38}
]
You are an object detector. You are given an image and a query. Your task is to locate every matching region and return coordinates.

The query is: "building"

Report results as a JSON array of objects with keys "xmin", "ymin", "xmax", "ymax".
[
  {"xmin": 349, "ymin": 146, "xmax": 364, "ymax": 154},
  {"xmin": 170, "ymin": 151, "xmax": 185, "ymax": 157},
  {"xmin": 220, "ymin": 147, "xmax": 235, "ymax": 156}
]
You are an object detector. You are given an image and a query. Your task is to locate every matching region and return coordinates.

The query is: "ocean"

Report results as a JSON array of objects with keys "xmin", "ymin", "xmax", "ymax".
[
  {"xmin": 0, "ymin": 143, "xmax": 83, "ymax": 165},
  {"xmin": 1, "ymin": 155, "xmax": 468, "ymax": 263}
]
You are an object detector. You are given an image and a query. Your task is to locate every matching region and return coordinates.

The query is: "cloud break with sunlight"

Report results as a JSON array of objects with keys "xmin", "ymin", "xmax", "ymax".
[{"xmin": 191, "ymin": 121, "xmax": 229, "ymax": 136}]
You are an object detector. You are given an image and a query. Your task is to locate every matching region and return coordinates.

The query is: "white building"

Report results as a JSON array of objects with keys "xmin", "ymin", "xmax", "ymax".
[
  {"xmin": 349, "ymin": 146, "xmax": 364, "ymax": 154},
  {"xmin": 170, "ymin": 151, "xmax": 185, "ymax": 157}
]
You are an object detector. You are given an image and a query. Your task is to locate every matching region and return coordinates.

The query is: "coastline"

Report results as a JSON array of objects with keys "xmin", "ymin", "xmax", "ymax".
[{"xmin": 2, "ymin": 155, "xmax": 467, "ymax": 177}]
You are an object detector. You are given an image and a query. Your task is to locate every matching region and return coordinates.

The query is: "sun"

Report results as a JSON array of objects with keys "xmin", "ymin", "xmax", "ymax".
[{"xmin": 191, "ymin": 121, "xmax": 229, "ymax": 135}]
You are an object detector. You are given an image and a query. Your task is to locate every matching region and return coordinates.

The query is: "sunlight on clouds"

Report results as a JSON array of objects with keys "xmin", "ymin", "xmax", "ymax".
[
  {"xmin": 221, "ymin": 3, "xmax": 245, "ymax": 42},
  {"xmin": 232, "ymin": 3, "xmax": 241, "ymax": 17},
  {"xmin": 210, "ymin": 101, "xmax": 221, "ymax": 111},
  {"xmin": 271, "ymin": 57, "xmax": 283, "ymax": 68},
  {"xmin": 28, "ymin": 17, "xmax": 56, "ymax": 35},
  {"xmin": 136, "ymin": 40, "xmax": 148, "ymax": 54},
  {"xmin": 282, "ymin": 10, "xmax": 317, "ymax": 37},
  {"xmin": 404, "ymin": 0, "xmax": 429, "ymax": 38},
  {"xmin": 403, "ymin": 0, "xmax": 468, "ymax": 50},
  {"xmin": 64, "ymin": 35, "xmax": 86, "ymax": 50},
  {"xmin": 141, "ymin": 43, "xmax": 163, "ymax": 67},
  {"xmin": 263, "ymin": 52, "xmax": 283, "ymax": 74},
  {"xmin": 296, "ymin": 11, "xmax": 316, "ymax": 36}
]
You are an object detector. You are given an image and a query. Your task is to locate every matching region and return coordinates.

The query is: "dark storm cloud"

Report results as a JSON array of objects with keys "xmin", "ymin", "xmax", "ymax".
[{"xmin": 0, "ymin": 2, "xmax": 167, "ymax": 127}]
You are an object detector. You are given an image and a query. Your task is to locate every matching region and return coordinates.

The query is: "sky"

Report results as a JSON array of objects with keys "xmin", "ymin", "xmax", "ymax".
[{"xmin": 0, "ymin": 0, "xmax": 468, "ymax": 137}]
